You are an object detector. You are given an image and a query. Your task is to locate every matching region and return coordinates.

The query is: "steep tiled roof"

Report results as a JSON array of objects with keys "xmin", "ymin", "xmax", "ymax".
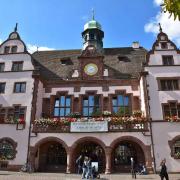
[{"xmin": 32, "ymin": 47, "xmax": 147, "ymax": 81}]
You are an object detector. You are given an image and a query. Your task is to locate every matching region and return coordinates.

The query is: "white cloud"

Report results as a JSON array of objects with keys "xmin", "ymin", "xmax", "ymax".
[
  {"xmin": 144, "ymin": 11, "xmax": 180, "ymax": 47},
  {"xmin": 154, "ymin": 0, "xmax": 163, "ymax": 6},
  {"xmin": 27, "ymin": 44, "xmax": 55, "ymax": 54},
  {"xmin": 0, "ymin": 39, "xmax": 2, "ymax": 44}
]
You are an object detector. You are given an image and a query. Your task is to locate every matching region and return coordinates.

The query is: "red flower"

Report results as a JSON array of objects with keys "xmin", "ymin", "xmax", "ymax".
[{"xmin": 18, "ymin": 118, "xmax": 25, "ymax": 124}]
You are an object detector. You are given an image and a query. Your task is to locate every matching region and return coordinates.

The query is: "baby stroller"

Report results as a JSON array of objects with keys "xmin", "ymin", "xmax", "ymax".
[{"xmin": 91, "ymin": 162, "xmax": 100, "ymax": 179}]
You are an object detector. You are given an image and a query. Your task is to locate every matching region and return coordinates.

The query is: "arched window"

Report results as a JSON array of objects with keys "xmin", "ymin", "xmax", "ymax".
[
  {"xmin": 169, "ymin": 136, "xmax": 180, "ymax": 159},
  {"xmin": 174, "ymin": 140, "xmax": 180, "ymax": 158},
  {"xmin": 0, "ymin": 138, "xmax": 17, "ymax": 160}
]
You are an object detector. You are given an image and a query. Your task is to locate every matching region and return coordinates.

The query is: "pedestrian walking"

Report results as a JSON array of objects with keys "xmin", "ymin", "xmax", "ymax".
[
  {"xmin": 76, "ymin": 154, "xmax": 83, "ymax": 174},
  {"xmin": 131, "ymin": 157, "xmax": 136, "ymax": 179},
  {"xmin": 82, "ymin": 156, "xmax": 88, "ymax": 179},
  {"xmin": 159, "ymin": 159, "xmax": 169, "ymax": 180},
  {"xmin": 86, "ymin": 157, "xmax": 92, "ymax": 179}
]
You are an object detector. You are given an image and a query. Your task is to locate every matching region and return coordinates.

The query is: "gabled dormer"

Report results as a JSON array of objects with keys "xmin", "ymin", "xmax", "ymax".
[
  {"xmin": 0, "ymin": 23, "xmax": 27, "ymax": 54},
  {"xmin": 146, "ymin": 24, "xmax": 180, "ymax": 66}
]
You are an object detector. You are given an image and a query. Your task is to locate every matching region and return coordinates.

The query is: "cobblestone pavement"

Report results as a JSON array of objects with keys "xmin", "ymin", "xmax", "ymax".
[{"xmin": 0, "ymin": 172, "xmax": 180, "ymax": 180}]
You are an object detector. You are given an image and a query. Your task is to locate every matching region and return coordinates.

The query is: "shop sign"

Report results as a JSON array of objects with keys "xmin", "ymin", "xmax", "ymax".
[{"xmin": 70, "ymin": 121, "xmax": 108, "ymax": 132}]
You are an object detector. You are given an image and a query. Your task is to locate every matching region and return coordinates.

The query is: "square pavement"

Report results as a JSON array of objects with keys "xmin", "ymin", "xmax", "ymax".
[{"xmin": 0, "ymin": 172, "xmax": 180, "ymax": 180}]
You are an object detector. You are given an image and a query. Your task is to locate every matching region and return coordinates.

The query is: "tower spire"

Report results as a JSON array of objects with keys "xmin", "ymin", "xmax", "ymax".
[
  {"xmin": 92, "ymin": 8, "xmax": 95, "ymax": 20},
  {"xmin": 14, "ymin": 23, "xmax": 18, "ymax": 32},
  {"xmin": 158, "ymin": 23, "xmax": 162, "ymax": 33}
]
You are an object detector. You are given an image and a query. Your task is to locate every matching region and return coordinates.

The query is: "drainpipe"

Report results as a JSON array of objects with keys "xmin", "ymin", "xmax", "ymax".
[
  {"xmin": 143, "ymin": 73, "xmax": 157, "ymax": 174},
  {"xmin": 26, "ymin": 68, "xmax": 39, "ymax": 168}
]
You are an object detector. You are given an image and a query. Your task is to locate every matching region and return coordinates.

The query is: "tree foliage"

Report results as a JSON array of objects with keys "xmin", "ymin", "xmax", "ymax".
[{"xmin": 161, "ymin": 0, "xmax": 180, "ymax": 20}]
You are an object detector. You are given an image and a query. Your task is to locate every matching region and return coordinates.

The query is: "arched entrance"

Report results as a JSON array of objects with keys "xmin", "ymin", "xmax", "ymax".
[
  {"xmin": 31, "ymin": 137, "xmax": 68, "ymax": 172},
  {"xmin": 112, "ymin": 141, "xmax": 145, "ymax": 172},
  {"xmin": 72, "ymin": 137, "xmax": 106, "ymax": 173},
  {"xmin": 38, "ymin": 141, "xmax": 67, "ymax": 172}
]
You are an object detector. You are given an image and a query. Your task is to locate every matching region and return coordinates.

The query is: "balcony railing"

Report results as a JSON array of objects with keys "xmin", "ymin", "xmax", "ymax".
[{"xmin": 32, "ymin": 116, "xmax": 148, "ymax": 133}]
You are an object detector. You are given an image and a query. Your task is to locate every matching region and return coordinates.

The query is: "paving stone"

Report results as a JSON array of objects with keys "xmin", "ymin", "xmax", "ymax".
[{"xmin": 0, "ymin": 172, "xmax": 180, "ymax": 180}]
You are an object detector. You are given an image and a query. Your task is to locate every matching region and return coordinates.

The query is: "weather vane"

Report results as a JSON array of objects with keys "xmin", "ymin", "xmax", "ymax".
[
  {"xmin": 158, "ymin": 23, "xmax": 162, "ymax": 32},
  {"xmin": 14, "ymin": 23, "xmax": 18, "ymax": 32}
]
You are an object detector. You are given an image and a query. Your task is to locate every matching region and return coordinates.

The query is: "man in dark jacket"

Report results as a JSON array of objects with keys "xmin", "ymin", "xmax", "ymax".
[
  {"xmin": 76, "ymin": 155, "xmax": 83, "ymax": 174},
  {"xmin": 160, "ymin": 159, "xmax": 169, "ymax": 180}
]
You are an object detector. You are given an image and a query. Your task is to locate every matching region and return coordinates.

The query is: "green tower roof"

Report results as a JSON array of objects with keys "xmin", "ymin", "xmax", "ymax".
[{"xmin": 84, "ymin": 20, "xmax": 102, "ymax": 31}]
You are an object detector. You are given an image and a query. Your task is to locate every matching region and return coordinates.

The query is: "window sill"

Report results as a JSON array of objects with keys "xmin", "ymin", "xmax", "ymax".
[{"xmin": 13, "ymin": 92, "xmax": 26, "ymax": 94}]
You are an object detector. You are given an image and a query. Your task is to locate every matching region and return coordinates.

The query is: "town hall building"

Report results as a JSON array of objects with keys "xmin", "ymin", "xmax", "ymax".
[{"xmin": 0, "ymin": 17, "xmax": 180, "ymax": 174}]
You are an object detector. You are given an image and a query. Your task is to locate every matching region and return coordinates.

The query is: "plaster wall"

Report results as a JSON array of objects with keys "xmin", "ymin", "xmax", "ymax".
[
  {"xmin": 145, "ymin": 66, "xmax": 180, "ymax": 120},
  {"xmin": 139, "ymin": 77, "xmax": 146, "ymax": 115},
  {"xmin": 0, "ymin": 53, "xmax": 34, "ymax": 165},
  {"xmin": 152, "ymin": 122, "xmax": 180, "ymax": 172},
  {"xmin": 148, "ymin": 50, "xmax": 180, "ymax": 66},
  {"xmin": 0, "ymin": 40, "xmax": 25, "ymax": 53},
  {"xmin": 0, "ymin": 54, "xmax": 34, "ymax": 71}
]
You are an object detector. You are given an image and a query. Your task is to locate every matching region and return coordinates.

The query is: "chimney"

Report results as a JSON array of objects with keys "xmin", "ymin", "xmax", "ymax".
[{"xmin": 132, "ymin": 41, "xmax": 140, "ymax": 49}]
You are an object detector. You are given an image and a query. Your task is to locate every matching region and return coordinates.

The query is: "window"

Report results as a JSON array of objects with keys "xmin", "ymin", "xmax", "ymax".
[
  {"xmin": 112, "ymin": 95, "xmax": 130, "ymax": 115},
  {"xmin": 12, "ymin": 61, "xmax": 23, "ymax": 71},
  {"xmin": 54, "ymin": 96, "xmax": 71, "ymax": 117},
  {"xmin": 0, "ymin": 63, "xmax": 5, "ymax": 72},
  {"xmin": 0, "ymin": 83, "xmax": 5, "ymax": 93},
  {"xmin": 163, "ymin": 102, "xmax": 180, "ymax": 119},
  {"xmin": 160, "ymin": 79, "xmax": 179, "ymax": 91},
  {"xmin": 0, "ymin": 106, "xmax": 26, "ymax": 123},
  {"xmin": 89, "ymin": 33, "xmax": 94, "ymax": 40},
  {"xmin": 174, "ymin": 140, "xmax": 180, "ymax": 158},
  {"xmin": 0, "ymin": 139, "xmax": 16, "ymax": 160},
  {"xmin": 11, "ymin": 46, "xmax": 17, "ymax": 53},
  {"xmin": 162, "ymin": 56, "xmax": 174, "ymax": 65},
  {"xmin": 14, "ymin": 106, "xmax": 26, "ymax": 121},
  {"xmin": 14, "ymin": 82, "xmax": 26, "ymax": 93},
  {"xmin": 0, "ymin": 108, "xmax": 6, "ymax": 123},
  {"xmin": 169, "ymin": 137, "xmax": 180, "ymax": 159},
  {"xmin": 83, "ymin": 95, "xmax": 100, "ymax": 116},
  {"xmin": 161, "ymin": 42, "xmax": 167, "ymax": 49},
  {"xmin": 60, "ymin": 58, "xmax": 73, "ymax": 65},
  {"xmin": 4, "ymin": 46, "xmax": 10, "ymax": 54}
]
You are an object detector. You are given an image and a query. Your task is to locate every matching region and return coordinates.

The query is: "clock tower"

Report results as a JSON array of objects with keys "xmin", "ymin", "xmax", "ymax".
[
  {"xmin": 78, "ymin": 45, "xmax": 104, "ymax": 80},
  {"xmin": 82, "ymin": 11, "xmax": 104, "ymax": 52},
  {"xmin": 79, "ymin": 13, "xmax": 105, "ymax": 80}
]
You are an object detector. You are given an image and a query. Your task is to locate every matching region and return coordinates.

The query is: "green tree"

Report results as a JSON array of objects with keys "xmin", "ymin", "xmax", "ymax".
[{"xmin": 161, "ymin": 0, "xmax": 180, "ymax": 20}]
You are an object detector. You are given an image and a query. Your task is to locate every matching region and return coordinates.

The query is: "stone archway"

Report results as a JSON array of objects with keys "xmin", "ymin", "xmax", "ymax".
[
  {"xmin": 110, "ymin": 136, "xmax": 153, "ymax": 173},
  {"xmin": 71, "ymin": 137, "xmax": 106, "ymax": 173},
  {"xmin": 30, "ymin": 137, "xmax": 69, "ymax": 172}
]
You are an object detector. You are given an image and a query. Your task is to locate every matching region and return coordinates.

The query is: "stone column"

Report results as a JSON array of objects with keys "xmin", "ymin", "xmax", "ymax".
[
  {"xmin": 66, "ymin": 147, "xmax": 73, "ymax": 173},
  {"xmin": 105, "ymin": 147, "xmax": 112, "ymax": 174}
]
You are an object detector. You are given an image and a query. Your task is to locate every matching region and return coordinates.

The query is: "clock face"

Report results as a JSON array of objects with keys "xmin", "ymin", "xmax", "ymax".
[{"xmin": 84, "ymin": 63, "xmax": 98, "ymax": 76}]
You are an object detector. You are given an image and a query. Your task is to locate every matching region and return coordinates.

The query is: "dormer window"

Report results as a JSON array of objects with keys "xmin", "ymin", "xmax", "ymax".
[
  {"xmin": 4, "ymin": 46, "xmax": 10, "ymax": 54},
  {"xmin": 11, "ymin": 46, "xmax": 17, "ymax": 53},
  {"xmin": 12, "ymin": 61, "xmax": 23, "ymax": 71},
  {"xmin": 161, "ymin": 42, "xmax": 167, "ymax": 49},
  {"xmin": 60, "ymin": 58, "xmax": 73, "ymax": 65},
  {"xmin": 162, "ymin": 56, "xmax": 174, "ymax": 66}
]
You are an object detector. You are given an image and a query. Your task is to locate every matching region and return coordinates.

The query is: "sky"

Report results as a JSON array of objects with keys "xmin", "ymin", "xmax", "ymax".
[{"xmin": 0, "ymin": 0, "xmax": 179, "ymax": 53}]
